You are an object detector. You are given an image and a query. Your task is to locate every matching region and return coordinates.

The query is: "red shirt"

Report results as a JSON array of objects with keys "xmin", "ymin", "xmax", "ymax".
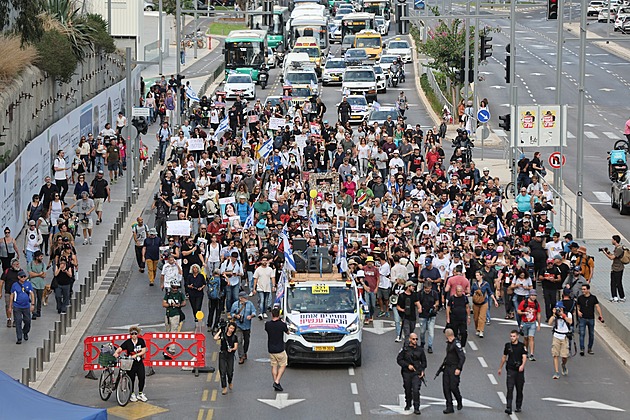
[
  {"xmin": 363, "ymin": 265, "xmax": 378, "ymax": 291},
  {"xmin": 518, "ymin": 298, "xmax": 540, "ymax": 323},
  {"xmin": 446, "ymin": 275, "xmax": 470, "ymax": 296}
]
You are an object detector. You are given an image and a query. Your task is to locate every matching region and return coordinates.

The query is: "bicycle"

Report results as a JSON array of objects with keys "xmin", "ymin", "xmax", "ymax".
[
  {"xmin": 504, "ymin": 181, "xmax": 516, "ymax": 200},
  {"xmin": 613, "ymin": 137, "xmax": 629, "ymax": 153},
  {"xmin": 98, "ymin": 355, "xmax": 134, "ymax": 406}
]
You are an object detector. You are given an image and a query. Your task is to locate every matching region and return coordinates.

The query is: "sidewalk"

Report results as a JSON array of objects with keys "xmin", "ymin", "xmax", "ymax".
[
  {"xmin": 565, "ymin": 22, "xmax": 630, "ymax": 62},
  {"xmin": 0, "ymin": 36, "xmax": 221, "ymax": 383}
]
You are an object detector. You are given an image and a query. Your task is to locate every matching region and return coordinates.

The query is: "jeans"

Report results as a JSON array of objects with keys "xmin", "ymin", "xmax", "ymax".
[
  {"xmin": 417, "ymin": 316, "xmax": 436, "ymax": 348},
  {"xmin": 258, "ymin": 291, "xmax": 271, "ymax": 315},
  {"xmin": 393, "ymin": 309, "xmax": 402, "ymax": 337},
  {"xmin": 611, "ymin": 270, "xmax": 625, "ymax": 299},
  {"xmin": 55, "ymin": 284, "xmax": 72, "ymax": 313},
  {"xmin": 95, "ymin": 156, "xmax": 104, "ymax": 172},
  {"xmin": 159, "ymin": 141, "xmax": 169, "ymax": 164},
  {"xmin": 155, "ymin": 217, "xmax": 167, "ymax": 244},
  {"xmin": 14, "ymin": 307, "xmax": 31, "ymax": 341},
  {"xmin": 25, "ymin": 250, "xmax": 36, "ymax": 264},
  {"xmin": 225, "ymin": 284, "xmax": 240, "ymax": 313},
  {"xmin": 401, "ymin": 316, "xmax": 416, "ymax": 339},
  {"xmin": 219, "ymin": 351, "xmax": 235, "ymax": 388},
  {"xmin": 579, "ymin": 317, "xmax": 595, "ymax": 351},
  {"xmin": 247, "ymin": 271, "xmax": 254, "ymax": 291},
  {"xmin": 365, "ymin": 291, "xmax": 376, "ymax": 319},
  {"xmin": 235, "ymin": 328, "xmax": 250, "ymax": 358}
]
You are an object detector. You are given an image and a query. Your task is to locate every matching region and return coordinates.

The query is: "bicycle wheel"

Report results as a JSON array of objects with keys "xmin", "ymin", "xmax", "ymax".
[
  {"xmin": 116, "ymin": 373, "xmax": 132, "ymax": 406},
  {"xmin": 614, "ymin": 139, "xmax": 628, "ymax": 152},
  {"xmin": 505, "ymin": 182, "xmax": 515, "ymax": 200},
  {"xmin": 98, "ymin": 370, "xmax": 113, "ymax": 401}
]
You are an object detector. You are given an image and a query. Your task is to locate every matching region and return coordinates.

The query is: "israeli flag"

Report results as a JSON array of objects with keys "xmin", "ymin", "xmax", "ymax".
[
  {"xmin": 336, "ymin": 227, "xmax": 349, "ymax": 273},
  {"xmin": 274, "ymin": 271, "xmax": 287, "ymax": 304},
  {"xmin": 280, "ymin": 226, "xmax": 296, "ymax": 272},
  {"xmin": 496, "ymin": 216, "xmax": 507, "ymax": 240},
  {"xmin": 216, "ymin": 116, "xmax": 230, "ymax": 134},
  {"xmin": 436, "ymin": 200, "xmax": 452, "ymax": 227},
  {"xmin": 258, "ymin": 138, "xmax": 274, "ymax": 159},
  {"xmin": 185, "ymin": 85, "xmax": 200, "ymax": 102},
  {"xmin": 372, "ymin": 101, "xmax": 381, "ymax": 111},
  {"xmin": 243, "ymin": 206, "xmax": 255, "ymax": 229},
  {"xmin": 309, "ymin": 200, "xmax": 318, "ymax": 235},
  {"xmin": 242, "ymin": 128, "xmax": 248, "ymax": 148}
]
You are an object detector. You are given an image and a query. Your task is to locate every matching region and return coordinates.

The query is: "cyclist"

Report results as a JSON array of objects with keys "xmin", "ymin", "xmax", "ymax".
[{"xmin": 114, "ymin": 326, "xmax": 148, "ymax": 402}]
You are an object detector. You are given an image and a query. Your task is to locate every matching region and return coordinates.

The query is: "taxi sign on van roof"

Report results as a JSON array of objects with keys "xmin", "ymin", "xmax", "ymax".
[{"xmin": 312, "ymin": 285, "xmax": 330, "ymax": 294}]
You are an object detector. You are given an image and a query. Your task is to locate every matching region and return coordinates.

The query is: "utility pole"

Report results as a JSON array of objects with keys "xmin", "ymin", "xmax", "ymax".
[
  {"xmin": 175, "ymin": 0, "xmax": 182, "ymax": 127},
  {"xmin": 159, "ymin": 0, "xmax": 164, "ymax": 75},
  {"xmin": 575, "ymin": 0, "xmax": 587, "ymax": 237},
  {"xmin": 464, "ymin": 1, "xmax": 471, "ymax": 103},
  {"xmin": 509, "ymin": 0, "xmax": 517, "ymax": 197},
  {"xmin": 473, "ymin": 0, "xmax": 480, "ymax": 148},
  {"xmin": 125, "ymin": 47, "xmax": 134, "ymax": 202},
  {"xmin": 554, "ymin": 0, "xmax": 565, "ymax": 202}
]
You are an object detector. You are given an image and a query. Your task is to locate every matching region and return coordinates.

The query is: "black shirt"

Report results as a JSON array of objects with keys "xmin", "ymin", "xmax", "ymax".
[
  {"xmin": 577, "ymin": 294, "xmax": 599, "ymax": 320},
  {"xmin": 448, "ymin": 295, "xmax": 469, "ymax": 322},
  {"xmin": 418, "ymin": 289, "xmax": 439, "ymax": 319},
  {"xmin": 397, "ymin": 343, "xmax": 427, "ymax": 374},
  {"xmin": 220, "ymin": 332, "xmax": 237, "ymax": 353},
  {"xmin": 90, "ymin": 178, "xmax": 109, "ymax": 199},
  {"xmin": 265, "ymin": 318, "xmax": 288, "ymax": 354},
  {"xmin": 503, "ymin": 341, "xmax": 527, "ymax": 371},
  {"xmin": 120, "ymin": 337, "xmax": 147, "ymax": 364},
  {"xmin": 444, "ymin": 339, "xmax": 466, "ymax": 369},
  {"xmin": 397, "ymin": 292, "xmax": 419, "ymax": 322}
]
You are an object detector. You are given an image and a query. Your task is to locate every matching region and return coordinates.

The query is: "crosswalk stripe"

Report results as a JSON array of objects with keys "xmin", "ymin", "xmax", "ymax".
[
  {"xmin": 493, "ymin": 129, "xmax": 507, "ymax": 137},
  {"xmin": 593, "ymin": 191, "xmax": 611, "ymax": 202},
  {"xmin": 567, "ymin": 131, "xmax": 576, "ymax": 139},
  {"xmin": 603, "ymin": 132, "xmax": 621, "ymax": 139},
  {"xmin": 585, "ymin": 131, "xmax": 598, "ymax": 139}
]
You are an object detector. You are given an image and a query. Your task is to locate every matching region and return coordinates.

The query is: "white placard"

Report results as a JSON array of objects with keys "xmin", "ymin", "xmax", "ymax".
[
  {"xmin": 132, "ymin": 107, "xmax": 150, "ymax": 117},
  {"xmin": 218, "ymin": 197, "xmax": 235, "ymax": 205},
  {"xmin": 167, "ymin": 220, "xmax": 192, "ymax": 236},
  {"xmin": 269, "ymin": 117, "xmax": 287, "ymax": 130},
  {"xmin": 295, "ymin": 134, "xmax": 308, "ymax": 148},
  {"xmin": 187, "ymin": 137, "xmax": 205, "ymax": 151}
]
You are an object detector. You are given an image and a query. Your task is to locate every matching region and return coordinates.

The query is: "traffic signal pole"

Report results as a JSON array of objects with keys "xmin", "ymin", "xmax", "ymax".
[
  {"xmin": 575, "ymin": 0, "xmax": 587, "ymax": 237},
  {"xmin": 509, "ymin": 0, "xmax": 517, "ymax": 197},
  {"xmin": 554, "ymin": 0, "xmax": 565, "ymax": 200},
  {"xmin": 473, "ymin": 0, "xmax": 480, "ymax": 158}
]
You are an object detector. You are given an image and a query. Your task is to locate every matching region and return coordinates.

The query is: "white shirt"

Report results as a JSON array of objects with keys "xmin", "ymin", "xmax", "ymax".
[
  {"xmin": 552, "ymin": 311, "xmax": 572, "ymax": 340},
  {"xmin": 546, "ymin": 240, "xmax": 563, "ymax": 259},
  {"xmin": 432, "ymin": 255, "xmax": 451, "ymax": 280},
  {"xmin": 253, "ymin": 266, "xmax": 275, "ymax": 293},
  {"xmin": 378, "ymin": 262, "xmax": 391, "ymax": 289},
  {"xmin": 54, "ymin": 157, "xmax": 67, "ymax": 181},
  {"xmin": 162, "ymin": 261, "xmax": 182, "ymax": 289}
]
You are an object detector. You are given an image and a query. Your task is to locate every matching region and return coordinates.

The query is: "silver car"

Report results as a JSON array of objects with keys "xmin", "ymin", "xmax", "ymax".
[{"xmin": 611, "ymin": 170, "xmax": 630, "ymax": 215}]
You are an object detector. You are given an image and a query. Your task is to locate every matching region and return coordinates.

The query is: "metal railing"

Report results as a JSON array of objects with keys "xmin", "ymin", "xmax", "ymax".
[
  {"xmin": 143, "ymin": 39, "xmax": 170, "ymax": 63},
  {"xmin": 538, "ymin": 172, "xmax": 583, "ymax": 237},
  {"xmin": 424, "ymin": 66, "xmax": 453, "ymax": 112}
]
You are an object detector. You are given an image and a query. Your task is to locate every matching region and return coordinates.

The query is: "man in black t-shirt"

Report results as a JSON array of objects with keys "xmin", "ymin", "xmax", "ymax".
[
  {"xmin": 396, "ymin": 281, "xmax": 421, "ymax": 340},
  {"xmin": 417, "ymin": 282, "xmax": 439, "ymax": 353},
  {"xmin": 498, "ymin": 330, "xmax": 527, "ymax": 415},
  {"xmin": 446, "ymin": 285, "xmax": 470, "ymax": 347},
  {"xmin": 576, "ymin": 284, "xmax": 604, "ymax": 356},
  {"xmin": 265, "ymin": 308, "xmax": 288, "ymax": 392},
  {"xmin": 539, "ymin": 259, "xmax": 562, "ymax": 322},
  {"xmin": 89, "ymin": 170, "xmax": 110, "ymax": 225}
]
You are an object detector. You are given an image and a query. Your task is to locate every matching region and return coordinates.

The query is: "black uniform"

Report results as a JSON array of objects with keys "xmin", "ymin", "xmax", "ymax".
[
  {"xmin": 503, "ymin": 340, "xmax": 527, "ymax": 412},
  {"xmin": 442, "ymin": 338, "xmax": 466, "ymax": 412},
  {"xmin": 396, "ymin": 342, "xmax": 427, "ymax": 412}
]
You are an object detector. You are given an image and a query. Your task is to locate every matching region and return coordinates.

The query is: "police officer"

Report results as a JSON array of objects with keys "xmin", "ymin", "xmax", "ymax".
[
  {"xmin": 396, "ymin": 333, "xmax": 427, "ymax": 415},
  {"xmin": 498, "ymin": 330, "xmax": 528, "ymax": 415},
  {"xmin": 441, "ymin": 328, "xmax": 466, "ymax": 414}
]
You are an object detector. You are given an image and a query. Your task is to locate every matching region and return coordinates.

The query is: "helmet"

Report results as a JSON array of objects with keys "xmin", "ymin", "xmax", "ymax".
[{"xmin": 170, "ymin": 280, "xmax": 181, "ymax": 287}]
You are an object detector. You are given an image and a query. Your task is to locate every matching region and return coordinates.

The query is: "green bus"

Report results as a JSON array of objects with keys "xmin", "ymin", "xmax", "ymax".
[
  {"xmin": 250, "ymin": 6, "xmax": 290, "ymax": 50},
  {"xmin": 223, "ymin": 29, "xmax": 268, "ymax": 81}
]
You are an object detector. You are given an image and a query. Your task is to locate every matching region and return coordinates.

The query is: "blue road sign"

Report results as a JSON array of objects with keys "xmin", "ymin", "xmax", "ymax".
[
  {"xmin": 477, "ymin": 108, "xmax": 491, "ymax": 123},
  {"xmin": 414, "ymin": 0, "xmax": 425, "ymax": 10}
]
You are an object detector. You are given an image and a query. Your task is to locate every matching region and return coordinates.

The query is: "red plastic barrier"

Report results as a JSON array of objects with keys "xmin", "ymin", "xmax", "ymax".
[{"xmin": 83, "ymin": 332, "xmax": 206, "ymax": 371}]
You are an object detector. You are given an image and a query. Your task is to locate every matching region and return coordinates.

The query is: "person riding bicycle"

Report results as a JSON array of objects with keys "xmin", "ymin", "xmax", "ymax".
[{"xmin": 114, "ymin": 326, "xmax": 148, "ymax": 402}]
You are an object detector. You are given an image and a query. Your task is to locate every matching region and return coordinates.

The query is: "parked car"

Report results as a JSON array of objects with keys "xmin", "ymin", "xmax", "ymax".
[
  {"xmin": 587, "ymin": 1, "xmax": 606, "ymax": 16},
  {"xmin": 611, "ymin": 169, "xmax": 630, "ymax": 215},
  {"xmin": 598, "ymin": 7, "xmax": 617, "ymax": 22}
]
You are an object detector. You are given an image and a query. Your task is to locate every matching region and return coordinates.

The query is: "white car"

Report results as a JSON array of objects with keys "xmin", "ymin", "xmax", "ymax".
[
  {"xmin": 615, "ymin": 13, "xmax": 630, "ymax": 30},
  {"xmin": 385, "ymin": 39, "xmax": 412, "ymax": 63},
  {"xmin": 224, "ymin": 73, "xmax": 256, "ymax": 99},
  {"xmin": 322, "ymin": 58, "xmax": 346, "ymax": 85},
  {"xmin": 331, "ymin": 26, "xmax": 342, "ymax": 43},
  {"xmin": 377, "ymin": 54, "xmax": 399, "ymax": 71},
  {"xmin": 598, "ymin": 7, "xmax": 618, "ymax": 22},
  {"xmin": 373, "ymin": 65, "xmax": 387, "ymax": 93},
  {"xmin": 284, "ymin": 69, "xmax": 320, "ymax": 95},
  {"xmin": 364, "ymin": 106, "xmax": 402, "ymax": 126},
  {"xmin": 588, "ymin": 1, "xmax": 605, "ymax": 16},
  {"xmin": 375, "ymin": 16, "xmax": 389, "ymax": 35},
  {"xmin": 342, "ymin": 66, "xmax": 377, "ymax": 102},
  {"xmin": 337, "ymin": 95, "xmax": 371, "ymax": 123}
]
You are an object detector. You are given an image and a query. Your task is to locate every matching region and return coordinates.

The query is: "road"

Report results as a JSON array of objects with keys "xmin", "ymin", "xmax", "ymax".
[
  {"xmin": 50, "ymin": 28, "xmax": 630, "ymax": 419},
  {"xmin": 443, "ymin": 3, "xmax": 630, "ymax": 239}
]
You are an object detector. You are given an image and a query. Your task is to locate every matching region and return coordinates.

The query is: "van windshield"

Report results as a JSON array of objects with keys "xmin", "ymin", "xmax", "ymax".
[
  {"xmin": 287, "ymin": 286, "xmax": 356, "ymax": 313},
  {"xmin": 344, "ymin": 70, "xmax": 375, "ymax": 82}
]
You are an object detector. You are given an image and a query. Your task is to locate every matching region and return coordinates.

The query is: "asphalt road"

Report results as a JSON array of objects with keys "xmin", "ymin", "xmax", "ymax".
[{"xmin": 49, "ymin": 26, "xmax": 630, "ymax": 419}]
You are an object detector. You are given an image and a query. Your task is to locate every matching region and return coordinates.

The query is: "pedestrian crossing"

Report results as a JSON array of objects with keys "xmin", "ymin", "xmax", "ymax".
[{"xmin": 491, "ymin": 129, "xmax": 620, "ymax": 141}]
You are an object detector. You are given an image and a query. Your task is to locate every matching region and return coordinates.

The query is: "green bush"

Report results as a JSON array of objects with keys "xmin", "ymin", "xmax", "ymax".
[
  {"xmin": 84, "ymin": 13, "xmax": 116, "ymax": 53},
  {"xmin": 35, "ymin": 29, "xmax": 77, "ymax": 83},
  {"xmin": 420, "ymin": 73, "xmax": 444, "ymax": 117}
]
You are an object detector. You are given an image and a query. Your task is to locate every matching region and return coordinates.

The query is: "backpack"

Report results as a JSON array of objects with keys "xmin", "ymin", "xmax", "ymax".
[
  {"xmin": 207, "ymin": 276, "xmax": 222, "ymax": 300},
  {"xmin": 621, "ymin": 247, "xmax": 630, "ymax": 265},
  {"xmin": 472, "ymin": 287, "xmax": 486, "ymax": 305},
  {"xmin": 520, "ymin": 256, "xmax": 535, "ymax": 279}
]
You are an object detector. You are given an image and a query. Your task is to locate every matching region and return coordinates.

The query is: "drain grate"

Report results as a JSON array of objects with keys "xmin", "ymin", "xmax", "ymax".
[{"xmin": 109, "ymin": 270, "xmax": 131, "ymax": 295}]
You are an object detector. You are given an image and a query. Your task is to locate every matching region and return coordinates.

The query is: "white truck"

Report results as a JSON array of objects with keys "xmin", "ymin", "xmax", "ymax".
[{"xmin": 282, "ymin": 272, "xmax": 364, "ymax": 367}]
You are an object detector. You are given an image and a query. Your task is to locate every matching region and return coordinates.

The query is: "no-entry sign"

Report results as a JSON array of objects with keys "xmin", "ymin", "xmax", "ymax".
[{"xmin": 548, "ymin": 151, "xmax": 566, "ymax": 169}]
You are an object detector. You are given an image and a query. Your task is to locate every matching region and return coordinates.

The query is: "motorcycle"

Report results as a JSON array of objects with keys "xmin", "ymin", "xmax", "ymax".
[
  {"xmin": 259, "ymin": 64, "xmax": 269, "ymax": 90},
  {"xmin": 608, "ymin": 149, "xmax": 628, "ymax": 182},
  {"xmin": 200, "ymin": 105, "xmax": 210, "ymax": 127},
  {"xmin": 388, "ymin": 68, "xmax": 399, "ymax": 87}
]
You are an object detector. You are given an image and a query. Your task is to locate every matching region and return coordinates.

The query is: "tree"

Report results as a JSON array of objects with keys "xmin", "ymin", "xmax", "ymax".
[{"xmin": 0, "ymin": 0, "xmax": 45, "ymax": 45}]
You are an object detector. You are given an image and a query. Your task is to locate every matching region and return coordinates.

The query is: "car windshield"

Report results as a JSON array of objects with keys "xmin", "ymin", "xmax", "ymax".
[
  {"xmin": 356, "ymin": 37, "xmax": 381, "ymax": 47},
  {"xmin": 326, "ymin": 60, "xmax": 346, "ymax": 69},
  {"xmin": 347, "ymin": 97, "xmax": 367, "ymax": 106},
  {"xmin": 376, "ymin": 17, "xmax": 384, "ymax": 25},
  {"xmin": 344, "ymin": 70, "xmax": 374, "ymax": 82},
  {"xmin": 370, "ymin": 110, "xmax": 397, "ymax": 120},
  {"xmin": 380, "ymin": 56, "xmax": 397, "ymax": 63},
  {"xmin": 295, "ymin": 47, "xmax": 319, "ymax": 58},
  {"xmin": 374, "ymin": 66, "xmax": 383, "ymax": 74},
  {"xmin": 342, "ymin": 36, "xmax": 355, "ymax": 46},
  {"xmin": 336, "ymin": 9, "xmax": 352, "ymax": 18},
  {"xmin": 227, "ymin": 75, "xmax": 252, "ymax": 84},
  {"xmin": 286, "ymin": 72, "xmax": 317, "ymax": 84},
  {"xmin": 388, "ymin": 41, "xmax": 409, "ymax": 49},
  {"xmin": 292, "ymin": 87, "xmax": 312, "ymax": 97},
  {"xmin": 286, "ymin": 286, "xmax": 356, "ymax": 313},
  {"xmin": 346, "ymin": 49, "xmax": 367, "ymax": 57}
]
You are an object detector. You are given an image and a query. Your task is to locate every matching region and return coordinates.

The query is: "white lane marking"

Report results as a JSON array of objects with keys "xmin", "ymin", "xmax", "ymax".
[
  {"xmin": 354, "ymin": 401, "xmax": 362, "ymax": 415},
  {"xmin": 567, "ymin": 131, "xmax": 576, "ymax": 139},
  {"xmin": 498, "ymin": 391, "xmax": 507, "ymax": 404},
  {"xmin": 510, "ymin": 414, "xmax": 519, "ymax": 420},
  {"xmin": 351, "ymin": 382, "xmax": 358, "ymax": 395},
  {"xmin": 348, "ymin": 367, "xmax": 355, "ymax": 376},
  {"xmin": 478, "ymin": 357, "xmax": 488, "ymax": 368},
  {"xmin": 488, "ymin": 373, "xmax": 498, "ymax": 385},
  {"xmin": 603, "ymin": 132, "xmax": 621, "ymax": 139},
  {"xmin": 493, "ymin": 129, "xmax": 507, "ymax": 137},
  {"xmin": 468, "ymin": 341, "xmax": 478, "ymax": 351},
  {"xmin": 584, "ymin": 131, "xmax": 598, "ymax": 139},
  {"xmin": 593, "ymin": 191, "xmax": 612, "ymax": 202}
]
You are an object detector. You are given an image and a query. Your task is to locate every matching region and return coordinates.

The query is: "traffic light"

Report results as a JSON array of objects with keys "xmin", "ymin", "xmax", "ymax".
[
  {"xmin": 454, "ymin": 56, "xmax": 474, "ymax": 84},
  {"xmin": 132, "ymin": 117, "xmax": 148, "ymax": 135},
  {"xmin": 547, "ymin": 0, "xmax": 558, "ymax": 20},
  {"xmin": 480, "ymin": 35, "xmax": 493, "ymax": 61},
  {"xmin": 176, "ymin": 74, "xmax": 185, "ymax": 86},
  {"xmin": 504, "ymin": 43, "xmax": 511, "ymax": 83},
  {"xmin": 499, "ymin": 114, "xmax": 511, "ymax": 132}
]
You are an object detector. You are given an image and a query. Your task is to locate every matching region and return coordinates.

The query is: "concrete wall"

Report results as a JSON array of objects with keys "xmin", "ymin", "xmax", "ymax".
[{"xmin": 0, "ymin": 51, "xmax": 125, "ymax": 171}]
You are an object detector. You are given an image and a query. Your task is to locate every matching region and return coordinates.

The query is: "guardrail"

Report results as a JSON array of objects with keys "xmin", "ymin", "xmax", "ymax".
[
  {"xmin": 424, "ymin": 66, "xmax": 453, "ymax": 112},
  {"xmin": 197, "ymin": 63, "xmax": 226, "ymax": 98},
  {"xmin": 143, "ymin": 39, "xmax": 171, "ymax": 63}
]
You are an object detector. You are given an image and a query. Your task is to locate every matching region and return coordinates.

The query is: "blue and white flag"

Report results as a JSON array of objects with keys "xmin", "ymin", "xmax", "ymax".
[
  {"xmin": 185, "ymin": 85, "xmax": 200, "ymax": 102},
  {"xmin": 274, "ymin": 270, "xmax": 287, "ymax": 305},
  {"xmin": 243, "ymin": 206, "xmax": 255, "ymax": 229},
  {"xmin": 216, "ymin": 116, "xmax": 230, "ymax": 134},
  {"xmin": 309, "ymin": 200, "xmax": 318, "ymax": 235},
  {"xmin": 280, "ymin": 225, "xmax": 296, "ymax": 272},
  {"xmin": 336, "ymin": 227, "xmax": 349, "ymax": 273},
  {"xmin": 242, "ymin": 128, "xmax": 248, "ymax": 148},
  {"xmin": 258, "ymin": 138, "xmax": 274, "ymax": 159},
  {"xmin": 436, "ymin": 200, "xmax": 452, "ymax": 227},
  {"xmin": 496, "ymin": 216, "xmax": 507, "ymax": 240},
  {"xmin": 372, "ymin": 101, "xmax": 381, "ymax": 111}
]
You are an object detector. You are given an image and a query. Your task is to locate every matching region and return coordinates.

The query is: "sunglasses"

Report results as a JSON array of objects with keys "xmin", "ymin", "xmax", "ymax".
[
  {"xmin": 130, "ymin": 332, "xmax": 138, "ymax": 335},
  {"xmin": 409, "ymin": 338, "xmax": 418, "ymax": 341}
]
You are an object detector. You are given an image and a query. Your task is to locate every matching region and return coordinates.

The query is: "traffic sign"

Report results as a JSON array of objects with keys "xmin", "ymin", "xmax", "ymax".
[
  {"xmin": 477, "ymin": 108, "xmax": 491, "ymax": 123},
  {"xmin": 414, "ymin": 0, "xmax": 425, "ymax": 9},
  {"xmin": 548, "ymin": 152, "xmax": 566, "ymax": 169},
  {"xmin": 475, "ymin": 125, "xmax": 490, "ymax": 141}
]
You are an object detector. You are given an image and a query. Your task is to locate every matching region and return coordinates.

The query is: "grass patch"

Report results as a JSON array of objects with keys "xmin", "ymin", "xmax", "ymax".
[
  {"xmin": 420, "ymin": 73, "xmax": 444, "ymax": 117},
  {"xmin": 0, "ymin": 35, "xmax": 38, "ymax": 83},
  {"xmin": 207, "ymin": 21, "xmax": 248, "ymax": 36}
]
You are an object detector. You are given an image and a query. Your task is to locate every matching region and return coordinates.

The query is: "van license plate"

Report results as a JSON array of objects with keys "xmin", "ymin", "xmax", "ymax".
[{"xmin": 313, "ymin": 346, "xmax": 334, "ymax": 352}]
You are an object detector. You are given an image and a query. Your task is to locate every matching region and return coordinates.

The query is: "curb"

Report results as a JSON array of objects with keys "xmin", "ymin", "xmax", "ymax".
[{"xmin": 564, "ymin": 22, "xmax": 630, "ymax": 62}]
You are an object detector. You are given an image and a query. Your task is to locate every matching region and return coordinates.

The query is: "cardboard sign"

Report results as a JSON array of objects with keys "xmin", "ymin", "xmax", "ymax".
[
  {"xmin": 166, "ymin": 220, "xmax": 191, "ymax": 236},
  {"xmin": 187, "ymin": 137, "xmax": 205, "ymax": 151},
  {"xmin": 269, "ymin": 117, "xmax": 287, "ymax": 130}
]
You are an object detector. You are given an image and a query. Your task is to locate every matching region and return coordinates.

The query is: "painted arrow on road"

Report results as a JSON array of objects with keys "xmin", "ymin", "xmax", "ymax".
[
  {"xmin": 379, "ymin": 394, "xmax": 492, "ymax": 414},
  {"xmin": 258, "ymin": 393, "xmax": 305, "ymax": 409},
  {"xmin": 545, "ymin": 87, "xmax": 556, "ymax": 90},
  {"xmin": 364, "ymin": 320, "xmax": 396, "ymax": 335},
  {"xmin": 490, "ymin": 86, "xmax": 506, "ymax": 89},
  {"xmin": 379, "ymin": 394, "xmax": 430, "ymax": 415},
  {"xmin": 421, "ymin": 396, "xmax": 492, "ymax": 409},
  {"xmin": 542, "ymin": 397, "xmax": 625, "ymax": 412},
  {"xmin": 599, "ymin": 88, "xmax": 614, "ymax": 92}
]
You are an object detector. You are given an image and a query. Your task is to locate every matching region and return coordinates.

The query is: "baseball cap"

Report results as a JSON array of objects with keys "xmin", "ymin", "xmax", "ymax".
[
  {"xmin": 555, "ymin": 301, "xmax": 565, "ymax": 309},
  {"xmin": 405, "ymin": 281, "xmax": 415, "ymax": 288},
  {"xmin": 238, "ymin": 291, "xmax": 248, "ymax": 298},
  {"xmin": 529, "ymin": 289, "xmax": 537, "ymax": 296},
  {"xmin": 97, "ymin": 169, "xmax": 104, "ymax": 174},
  {"xmin": 553, "ymin": 255, "xmax": 562, "ymax": 261},
  {"xmin": 424, "ymin": 258, "xmax": 432, "ymax": 266},
  {"xmin": 17, "ymin": 270, "xmax": 28, "ymax": 277},
  {"xmin": 547, "ymin": 258, "xmax": 554, "ymax": 263}
]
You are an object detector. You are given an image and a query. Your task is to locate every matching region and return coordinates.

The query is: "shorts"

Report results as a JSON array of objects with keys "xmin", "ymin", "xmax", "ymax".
[
  {"xmin": 80, "ymin": 218, "xmax": 93, "ymax": 229},
  {"xmin": 377, "ymin": 287, "xmax": 390, "ymax": 301},
  {"xmin": 107, "ymin": 162, "xmax": 118, "ymax": 171},
  {"xmin": 521, "ymin": 321, "xmax": 537, "ymax": 337},
  {"xmin": 551, "ymin": 336, "xmax": 569, "ymax": 358},
  {"xmin": 269, "ymin": 351, "xmax": 288, "ymax": 367},
  {"xmin": 94, "ymin": 198, "xmax": 105, "ymax": 212}
]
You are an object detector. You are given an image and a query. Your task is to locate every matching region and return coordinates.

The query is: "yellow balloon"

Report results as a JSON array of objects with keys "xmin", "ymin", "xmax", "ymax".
[
  {"xmin": 309, "ymin": 189, "xmax": 318, "ymax": 199},
  {"xmin": 195, "ymin": 311, "xmax": 204, "ymax": 321}
]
